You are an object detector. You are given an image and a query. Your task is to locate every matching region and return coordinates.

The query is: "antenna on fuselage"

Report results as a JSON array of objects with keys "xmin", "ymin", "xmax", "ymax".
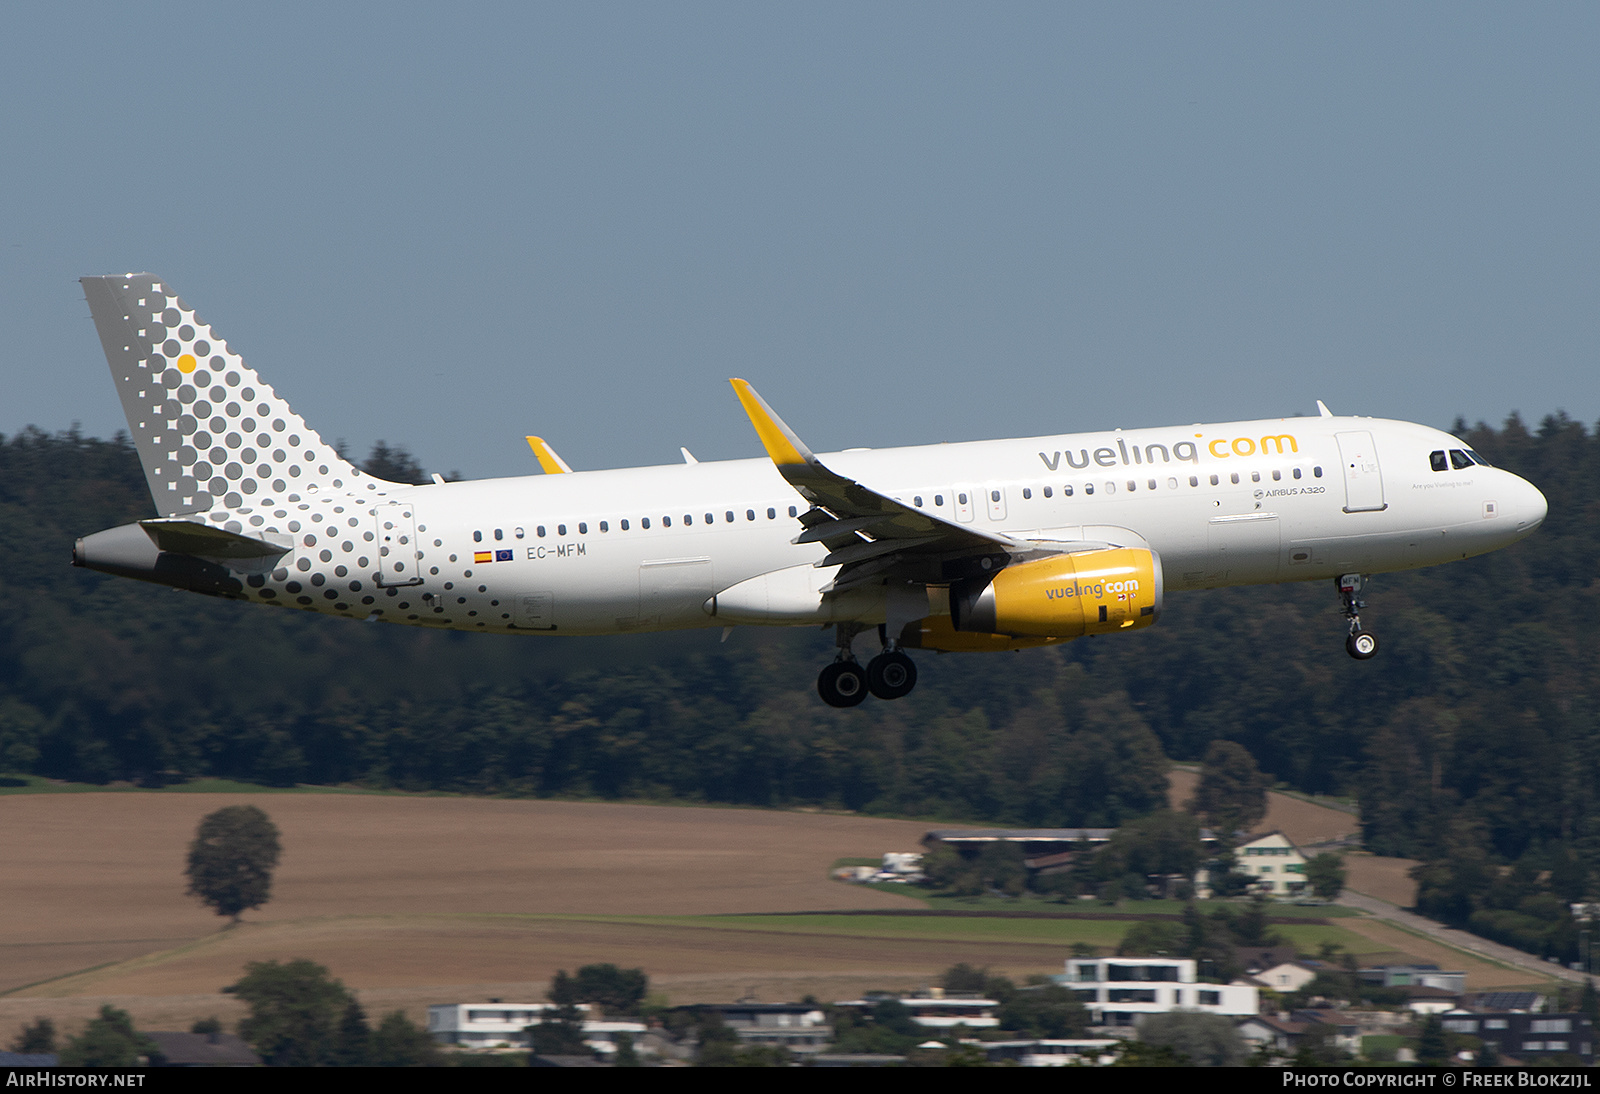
[{"xmin": 1316, "ymin": 400, "xmax": 1334, "ymax": 418}]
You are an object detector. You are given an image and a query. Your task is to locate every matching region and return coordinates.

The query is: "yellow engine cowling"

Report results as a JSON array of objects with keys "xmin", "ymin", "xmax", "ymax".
[{"xmin": 950, "ymin": 547, "xmax": 1163, "ymax": 638}]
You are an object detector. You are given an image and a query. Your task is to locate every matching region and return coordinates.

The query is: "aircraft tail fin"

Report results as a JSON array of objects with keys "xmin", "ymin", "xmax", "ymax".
[{"xmin": 81, "ymin": 274, "xmax": 379, "ymax": 516}]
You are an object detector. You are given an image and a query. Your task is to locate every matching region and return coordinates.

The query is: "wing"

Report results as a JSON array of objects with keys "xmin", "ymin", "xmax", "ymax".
[{"xmin": 730, "ymin": 379, "xmax": 1028, "ymax": 592}]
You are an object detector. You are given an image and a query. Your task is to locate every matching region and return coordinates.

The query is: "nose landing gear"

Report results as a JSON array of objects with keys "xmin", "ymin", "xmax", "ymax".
[{"xmin": 1338, "ymin": 573, "xmax": 1379, "ymax": 660}]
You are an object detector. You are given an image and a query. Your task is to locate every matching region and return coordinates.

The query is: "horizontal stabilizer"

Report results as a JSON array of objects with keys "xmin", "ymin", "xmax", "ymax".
[{"xmin": 139, "ymin": 517, "xmax": 292, "ymax": 560}]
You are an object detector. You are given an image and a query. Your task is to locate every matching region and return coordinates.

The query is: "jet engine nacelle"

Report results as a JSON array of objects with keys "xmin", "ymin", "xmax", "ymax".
[{"xmin": 950, "ymin": 547, "xmax": 1163, "ymax": 638}]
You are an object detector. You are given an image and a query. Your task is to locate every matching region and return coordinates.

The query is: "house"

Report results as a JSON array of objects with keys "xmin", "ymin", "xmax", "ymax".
[
  {"xmin": 426, "ymin": 1002, "xmax": 646, "ymax": 1056},
  {"xmin": 675, "ymin": 1002, "xmax": 833, "ymax": 1054},
  {"xmin": 1439, "ymin": 1012, "xmax": 1594, "ymax": 1064},
  {"xmin": 982, "ymin": 1039, "xmax": 1121, "ymax": 1066},
  {"xmin": 144, "ymin": 1031, "xmax": 262, "ymax": 1067},
  {"xmin": 1360, "ymin": 964, "xmax": 1467, "ymax": 994},
  {"xmin": 1053, "ymin": 957, "xmax": 1259, "ymax": 1028},
  {"xmin": 1250, "ymin": 960, "xmax": 1322, "ymax": 993},
  {"xmin": 1233, "ymin": 832, "xmax": 1309, "ymax": 897},
  {"xmin": 1237, "ymin": 1015, "xmax": 1311, "ymax": 1056},
  {"xmin": 833, "ymin": 992, "xmax": 1000, "ymax": 1030}
]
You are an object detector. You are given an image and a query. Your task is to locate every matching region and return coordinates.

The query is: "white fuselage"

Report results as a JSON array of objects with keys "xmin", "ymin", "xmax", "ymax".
[{"xmin": 243, "ymin": 414, "xmax": 1545, "ymax": 636}]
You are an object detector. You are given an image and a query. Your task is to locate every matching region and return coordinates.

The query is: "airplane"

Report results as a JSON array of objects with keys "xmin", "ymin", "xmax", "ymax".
[{"xmin": 72, "ymin": 274, "xmax": 1548, "ymax": 707}]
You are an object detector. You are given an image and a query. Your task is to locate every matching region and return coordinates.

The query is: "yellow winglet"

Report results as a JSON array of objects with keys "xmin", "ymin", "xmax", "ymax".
[
  {"xmin": 729, "ymin": 379, "xmax": 814, "ymax": 467},
  {"xmin": 525, "ymin": 436, "xmax": 574, "ymax": 474}
]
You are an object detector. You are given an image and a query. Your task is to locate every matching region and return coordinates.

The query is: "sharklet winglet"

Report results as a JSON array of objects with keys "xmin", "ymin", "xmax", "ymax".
[{"xmin": 730, "ymin": 379, "xmax": 815, "ymax": 467}]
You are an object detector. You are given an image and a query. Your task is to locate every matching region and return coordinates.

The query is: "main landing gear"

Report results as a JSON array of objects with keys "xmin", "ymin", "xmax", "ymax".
[
  {"xmin": 1338, "ymin": 573, "xmax": 1379, "ymax": 660},
  {"xmin": 817, "ymin": 623, "xmax": 919, "ymax": 707}
]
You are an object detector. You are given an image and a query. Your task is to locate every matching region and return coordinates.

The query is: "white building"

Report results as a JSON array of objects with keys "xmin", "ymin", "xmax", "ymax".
[
  {"xmin": 1234, "ymin": 832, "xmax": 1309, "ymax": 896},
  {"xmin": 833, "ymin": 994, "xmax": 1000, "ymax": 1030},
  {"xmin": 426, "ymin": 1003, "xmax": 646, "ymax": 1056},
  {"xmin": 983, "ymin": 1039, "xmax": 1122, "ymax": 1066},
  {"xmin": 1054, "ymin": 957, "xmax": 1259, "ymax": 1028}
]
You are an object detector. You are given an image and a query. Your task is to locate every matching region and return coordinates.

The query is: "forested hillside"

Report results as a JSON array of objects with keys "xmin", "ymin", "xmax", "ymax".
[{"xmin": 3, "ymin": 417, "xmax": 1597, "ymax": 932}]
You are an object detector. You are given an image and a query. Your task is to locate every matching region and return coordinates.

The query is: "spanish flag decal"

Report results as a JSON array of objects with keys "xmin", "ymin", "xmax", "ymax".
[{"xmin": 474, "ymin": 551, "xmax": 492, "ymax": 564}]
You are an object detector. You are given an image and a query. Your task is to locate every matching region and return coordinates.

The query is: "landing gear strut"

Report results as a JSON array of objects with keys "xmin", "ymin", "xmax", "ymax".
[
  {"xmin": 1338, "ymin": 573, "xmax": 1379, "ymax": 660},
  {"xmin": 818, "ymin": 623, "xmax": 869, "ymax": 708}
]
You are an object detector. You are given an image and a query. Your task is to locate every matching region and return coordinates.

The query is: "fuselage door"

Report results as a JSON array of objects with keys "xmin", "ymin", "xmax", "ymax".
[
  {"xmin": 986, "ymin": 486, "xmax": 1007, "ymax": 522},
  {"xmin": 374, "ymin": 502, "xmax": 423, "ymax": 586},
  {"xmin": 953, "ymin": 486, "xmax": 975, "ymax": 523},
  {"xmin": 1335, "ymin": 431, "xmax": 1387, "ymax": 513}
]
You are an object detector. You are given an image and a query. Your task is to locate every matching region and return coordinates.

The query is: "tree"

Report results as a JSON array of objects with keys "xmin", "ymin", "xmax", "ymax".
[
  {"xmin": 1305, "ymin": 853, "xmax": 1347, "ymax": 900},
  {"xmin": 528, "ymin": 1004, "xmax": 589, "ymax": 1057},
  {"xmin": 370, "ymin": 1010, "xmax": 441, "ymax": 1067},
  {"xmin": 1135, "ymin": 1011, "xmax": 1247, "ymax": 1067},
  {"xmin": 227, "ymin": 959, "xmax": 356, "ymax": 1066},
  {"xmin": 59, "ymin": 1006, "xmax": 155, "ymax": 1067},
  {"xmin": 941, "ymin": 963, "xmax": 991, "ymax": 994},
  {"xmin": 1190, "ymin": 741, "xmax": 1268, "ymax": 841},
  {"xmin": 559, "ymin": 963, "xmax": 649, "ymax": 1015},
  {"xmin": 186, "ymin": 805, "xmax": 282, "ymax": 922},
  {"xmin": 9, "ymin": 1017, "xmax": 55, "ymax": 1055}
]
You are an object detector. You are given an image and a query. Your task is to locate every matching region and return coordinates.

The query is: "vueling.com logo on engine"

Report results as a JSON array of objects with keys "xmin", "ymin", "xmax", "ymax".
[{"xmin": 1044, "ymin": 578, "xmax": 1138, "ymax": 601}]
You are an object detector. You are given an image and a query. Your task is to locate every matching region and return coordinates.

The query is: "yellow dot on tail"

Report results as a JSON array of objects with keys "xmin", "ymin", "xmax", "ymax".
[{"xmin": 177, "ymin": 354, "xmax": 197, "ymax": 373}]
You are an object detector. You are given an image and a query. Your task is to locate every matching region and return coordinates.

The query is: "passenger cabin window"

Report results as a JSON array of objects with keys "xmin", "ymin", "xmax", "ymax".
[
  {"xmin": 1230, "ymin": 473, "xmax": 1240, "ymax": 484},
  {"xmin": 934, "ymin": 495, "xmax": 944, "ymax": 506},
  {"xmin": 1022, "ymin": 488, "xmax": 1031, "ymax": 500},
  {"xmin": 1293, "ymin": 468, "xmax": 1302, "ymax": 479},
  {"xmin": 537, "ymin": 526, "xmax": 546, "ymax": 537},
  {"xmin": 789, "ymin": 506, "xmax": 798, "ymax": 517},
  {"xmin": 705, "ymin": 513, "xmax": 714, "ymax": 523},
  {"xmin": 642, "ymin": 517, "xmax": 650, "ymax": 529},
  {"xmin": 620, "ymin": 519, "xmax": 629, "ymax": 530},
  {"xmin": 578, "ymin": 523, "xmax": 587, "ymax": 534},
  {"xmin": 726, "ymin": 511, "xmax": 735, "ymax": 522},
  {"xmin": 767, "ymin": 508, "xmax": 776, "ymax": 519},
  {"xmin": 1043, "ymin": 486, "xmax": 1053, "ymax": 498},
  {"xmin": 1209, "ymin": 474, "xmax": 1219, "ymax": 485},
  {"xmin": 1313, "ymin": 466, "xmax": 1323, "ymax": 477},
  {"xmin": 1189, "ymin": 476, "xmax": 1199, "ymax": 487},
  {"xmin": 1450, "ymin": 449, "xmax": 1473, "ymax": 470},
  {"xmin": 558, "ymin": 524, "xmax": 567, "ymax": 536},
  {"xmin": 599, "ymin": 521, "xmax": 609, "ymax": 532},
  {"xmin": 1272, "ymin": 470, "xmax": 1281, "ymax": 481},
  {"xmin": 662, "ymin": 516, "xmax": 670, "ymax": 527},
  {"xmin": 1083, "ymin": 483, "xmax": 1093, "ymax": 495},
  {"xmin": 514, "ymin": 527, "xmax": 525, "ymax": 539},
  {"xmin": 494, "ymin": 528, "xmax": 503, "ymax": 541},
  {"xmin": 746, "ymin": 509, "xmax": 756, "ymax": 521},
  {"xmin": 914, "ymin": 495, "xmax": 923, "ymax": 506},
  {"xmin": 1251, "ymin": 472, "xmax": 1260, "ymax": 483},
  {"xmin": 473, "ymin": 530, "xmax": 482, "ymax": 543},
  {"xmin": 683, "ymin": 514, "xmax": 692, "ymax": 525}
]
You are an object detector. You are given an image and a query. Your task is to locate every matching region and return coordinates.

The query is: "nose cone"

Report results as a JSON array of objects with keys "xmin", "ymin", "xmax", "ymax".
[{"xmin": 1509, "ymin": 474, "xmax": 1548, "ymax": 535}]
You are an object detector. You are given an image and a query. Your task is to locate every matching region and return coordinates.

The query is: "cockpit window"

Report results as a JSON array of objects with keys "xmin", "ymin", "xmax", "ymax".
[
  {"xmin": 1468, "ymin": 450, "xmax": 1492, "ymax": 467},
  {"xmin": 1449, "ymin": 449, "xmax": 1473, "ymax": 470},
  {"xmin": 1430, "ymin": 450, "xmax": 1448, "ymax": 472}
]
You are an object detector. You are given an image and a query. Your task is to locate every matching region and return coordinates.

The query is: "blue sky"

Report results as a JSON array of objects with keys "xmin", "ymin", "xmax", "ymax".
[{"xmin": 3, "ymin": 3, "xmax": 1596, "ymax": 478}]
